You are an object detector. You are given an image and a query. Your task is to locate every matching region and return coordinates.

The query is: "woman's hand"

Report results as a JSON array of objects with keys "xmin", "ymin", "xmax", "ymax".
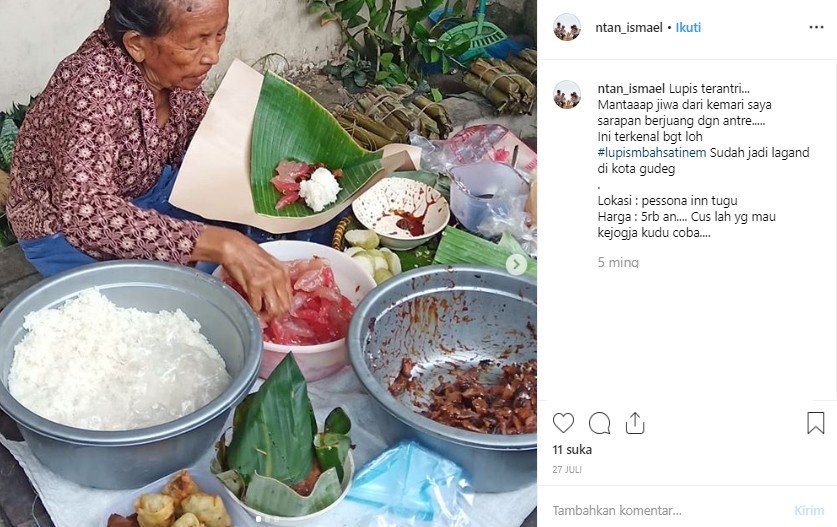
[{"xmin": 191, "ymin": 226, "xmax": 292, "ymax": 320}]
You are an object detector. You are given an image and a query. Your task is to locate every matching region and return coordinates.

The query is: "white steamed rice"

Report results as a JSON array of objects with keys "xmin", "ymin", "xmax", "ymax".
[{"xmin": 7, "ymin": 289, "xmax": 232, "ymax": 431}]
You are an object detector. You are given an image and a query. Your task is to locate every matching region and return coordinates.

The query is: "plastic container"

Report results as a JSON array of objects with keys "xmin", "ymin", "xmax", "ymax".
[
  {"xmin": 348, "ymin": 265, "xmax": 537, "ymax": 493},
  {"xmin": 0, "ymin": 261, "xmax": 262, "ymax": 490},
  {"xmin": 101, "ymin": 468, "xmax": 252, "ymax": 526},
  {"xmin": 213, "ymin": 241, "xmax": 377, "ymax": 381},
  {"xmin": 448, "ymin": 161, "xmax": 529, "ymax": 234}
]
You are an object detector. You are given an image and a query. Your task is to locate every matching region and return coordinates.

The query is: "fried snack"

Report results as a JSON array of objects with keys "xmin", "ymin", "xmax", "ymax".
[
  {"xmin": 134, "ymin": 493, "xmax": 175, "ymax": 527},
  {"xmin": 107, "ymin": 514, "xmax": 140, "ymax": 527},
  {"xmin": 163, "ymin": 470, "xmax": 202, "ymax": 515},
  {"xmin": 172, "ymin": 513, "xmax": 204, "ymax": 527},
  {"xmin": 181, "ymin": 493, "xmax": 232, "ymax": 527}
]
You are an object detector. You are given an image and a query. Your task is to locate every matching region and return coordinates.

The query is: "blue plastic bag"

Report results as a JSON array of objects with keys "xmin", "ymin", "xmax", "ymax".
[{"xmin": 348, "ymin": 441, "xmax": 474, "ymax": 526}]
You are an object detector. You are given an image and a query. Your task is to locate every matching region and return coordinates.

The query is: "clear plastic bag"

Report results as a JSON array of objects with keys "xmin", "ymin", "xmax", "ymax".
[
  {"xmin": 477, "ymin": 186, "xmax": 537, "ymax": 258},
  {"xmin": 409, "ymin": 125, "xmax": 536, "ymax": 175},
  {"xmin": 349, "ymin": 442, "xmax": 475, "ymax": 527}
]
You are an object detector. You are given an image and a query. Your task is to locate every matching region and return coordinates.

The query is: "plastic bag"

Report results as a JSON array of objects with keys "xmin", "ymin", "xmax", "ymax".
[
  {"xmin": 409, "ymin": 125, "xmax": 536, "ymax": 175},
  {"xmin": 477, "ymin": 186, "xmax": 537, "ymax": 257},
  {"xmin": 349, "ymin": 441, "xmax": 474, "ymax": 527}
]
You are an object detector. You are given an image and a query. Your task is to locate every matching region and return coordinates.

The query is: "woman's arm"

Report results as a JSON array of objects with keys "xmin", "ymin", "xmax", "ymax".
[{"xmin": 191, "ymin": 226, "xmax": 291, "ymax": 319}]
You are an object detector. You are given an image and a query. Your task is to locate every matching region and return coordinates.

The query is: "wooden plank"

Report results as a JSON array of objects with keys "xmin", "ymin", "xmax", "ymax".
[{"xmin": 0, "ymin": 245, "xmax": 39, "ymax": 311}]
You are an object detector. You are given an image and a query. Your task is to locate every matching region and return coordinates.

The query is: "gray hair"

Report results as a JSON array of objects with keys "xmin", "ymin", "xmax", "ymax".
[{"xmin": 103, "ymin": 0, "xmax": 189, "ymax": 50}]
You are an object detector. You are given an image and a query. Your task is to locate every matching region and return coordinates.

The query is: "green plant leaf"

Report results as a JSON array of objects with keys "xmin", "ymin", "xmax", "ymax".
[
  {"xmin": 340, "ymin": 63, "xmax": 356, "ymax": 77},
  {"xmin": 0, "ymin": 116, "xmax": 19, "ymax": 172},
  {"xmin": 320, "ymin": 11, "xmax": 338, "ymax": 24},
  {"xmin": 324, "ymin": 407, "xmax": 352, "ymax": 434},
  {"xmin": 250, "ymin": 72, "xmax": 384, "ymax": 217},
  {"xmin": 347, "ymin": 14, "xmax": 367, "ymax": 28},
  {"xmin": 354, "ymin": 71, "xmax": 368, "ymax": 87},
  {"xmin": 245, "ymin": 467, "xmax": 343, "ymax": 517},
  {"xmin": 412, "ymin": 22, "xmax": 429, "ymax": 38},
  {"xmin": 445, "ymin": 32, "xmax": 471, "ymax": 57},
  {"xmin": 429, "ymin": 48, "xmax": 441, "ymax": 63},
  {"xmin": 314, "ymin": 434, "xmax": 351, "ymax": 481},
  {"xmin": 308, "ymin": 1, "xmax": 328, "ymax": 14},
  {"xmin": 387, "ymin": 62, "xmax": 408, "ymax": 83},
  {"xmin": 420, "ymin": 45, "xmax": 432, "ymax": 63},
  {"xmin": 375, "ymin": 71, "xmax": 391, "ymax": 81},
  {"xmin": 226, "ymin": 354, "xmax": 316, "ymax": 485},
  {"xmin": 368, "ymin": 0, "xmax": 391, "ymax": 29},
  {"xmin": 379, "ymin": 52, "xmax": 394, "ymax": 67},
  {"xmin": 335, "ymin": 0, "xmax": 365, "ymax": 20},
  {"xmin": 322, "ymin": 64, "xmax": 342, "ymax": 76},
  {"xmin": 431, "ymin": 87, "xmax": 442, "ymax": 102},
  {"xmin": 405, "ymin": 0, "xmax": 443, "ymax": 28},
  {"xmin": 370, "ymin": 28, "xmax": 393, "ymax": 43},
  {"xmin": 441, "ymin": 55, "xmax": 451, "ymax": 73}
]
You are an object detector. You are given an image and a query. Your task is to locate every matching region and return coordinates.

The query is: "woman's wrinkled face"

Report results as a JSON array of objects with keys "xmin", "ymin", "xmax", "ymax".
[{"xmin": 127, "ymin": 0, "xmax": 229, "ymax": 91}]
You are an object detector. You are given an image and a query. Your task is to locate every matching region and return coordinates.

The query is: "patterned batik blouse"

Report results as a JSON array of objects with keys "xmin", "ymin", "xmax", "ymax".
[{"xmin": 7, "ymin": 27, "xmax": 209, "ymax": 264}]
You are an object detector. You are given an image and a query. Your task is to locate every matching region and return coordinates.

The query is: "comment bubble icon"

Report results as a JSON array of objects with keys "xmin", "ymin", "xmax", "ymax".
[{"xmin": 589, "ymin": 412, "xmax": 611, "ymax": 434}]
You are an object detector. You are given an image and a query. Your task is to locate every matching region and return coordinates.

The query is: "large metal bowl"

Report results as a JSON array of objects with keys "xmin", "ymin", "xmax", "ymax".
[
  {"xmin": 348, "ymin": 265, "xmax": 536, "ymax": 492},
  {"xmin": 0, "ymin": 261, "xmax": 262, "ymax": 489}
]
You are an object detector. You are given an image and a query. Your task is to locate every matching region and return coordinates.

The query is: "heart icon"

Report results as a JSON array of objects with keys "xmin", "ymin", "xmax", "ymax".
[{"xmin": 553, "ymin": 412, "xmax": 574, "ymax": 433}]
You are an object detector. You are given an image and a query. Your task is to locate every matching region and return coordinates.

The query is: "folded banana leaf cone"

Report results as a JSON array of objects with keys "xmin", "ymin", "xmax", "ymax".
[
  {"xmin": 170, "ymin": 59, "xmax": 419, "ymax": 234},
  {"xmin": 212, "ymin": 353, "xmax": 354, "ymax": 517}
]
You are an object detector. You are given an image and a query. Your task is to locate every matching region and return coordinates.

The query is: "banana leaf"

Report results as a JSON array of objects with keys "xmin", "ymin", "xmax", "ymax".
[
  {"xmin": 244, "ymin": 459, "xmax": 346, "ymax": 517},
  {"xmin": 226, "ymin": 353, "xmax": 317, "ymax": 486},
  {"xmin": 433, "ymin": 226, "xmax": 536, "ymax": 277},
  {"xmin": 250, "ymin": 71, "xmax": 384, "ymax": 217},
  {"xmin": 217, "ymin": 353, "xmax": 354, "ymax": 517}
]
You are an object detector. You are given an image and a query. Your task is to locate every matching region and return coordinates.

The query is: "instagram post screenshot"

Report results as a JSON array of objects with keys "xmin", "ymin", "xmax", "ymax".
[
  {"xmin": 1, "ymin": 0, "xmax": 540, "ymax": 527},
  {"xmin": 0, "ymin": 0, "xmax": 834, "ymax": 526},
  {"xmin": 541, "ymin": 0, "xmax": 837, "ymax": 525}
]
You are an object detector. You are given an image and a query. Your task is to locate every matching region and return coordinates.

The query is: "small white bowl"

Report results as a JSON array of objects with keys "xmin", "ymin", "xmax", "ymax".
[
  {"xmin": 212, "ymin": 241, "xmax": 376, "ymax": 381},
  {"xmin": 352, "ymin": 178, "xmax": 450, "ymax": 250},
  {"xmin": 221, "ymin": 452, "xmax": 355, "ymax": 526}
]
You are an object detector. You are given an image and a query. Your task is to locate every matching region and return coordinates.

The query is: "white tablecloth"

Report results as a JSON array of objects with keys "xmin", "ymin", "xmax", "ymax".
[{"xmin": 1, "ymin": 367, "xmax": 535, "ymax": 527}]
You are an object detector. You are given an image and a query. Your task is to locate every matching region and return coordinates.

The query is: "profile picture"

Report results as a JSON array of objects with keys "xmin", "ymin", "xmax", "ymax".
[
  {"xmin": 554, "ymin": 81, "xmax": 581, "ymax": 109},
  {"xmin": 554, "ymin": 13, "xmax": 581, "ymax": 41}
]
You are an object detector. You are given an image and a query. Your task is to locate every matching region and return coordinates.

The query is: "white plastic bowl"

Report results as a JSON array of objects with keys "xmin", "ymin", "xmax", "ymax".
[
  {"xmin": 101, "ymin": 468, "xmax": 252, "ymax": 526},
  {"xmin": 213, "ymin": 241, "xmax": 376, "ymax": 381},
  {"xmin": 352, "ymin": 178, "xmax": 450, "ymax": 250},
  {"xmin": 224, "ymin": 452, "xmax": 355, "ymax": 526}
]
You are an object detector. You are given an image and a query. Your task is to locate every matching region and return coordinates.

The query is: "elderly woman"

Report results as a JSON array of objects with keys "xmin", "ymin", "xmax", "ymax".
[{"xmin": 7, "ymin": 0, "xmax": 292, "ymax": 318}]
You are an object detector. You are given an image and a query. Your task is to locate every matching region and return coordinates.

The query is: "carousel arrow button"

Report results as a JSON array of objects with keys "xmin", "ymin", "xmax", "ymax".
[{"xmin": 506, "ymin": 254, "xmax": 528, "ymax": 276}]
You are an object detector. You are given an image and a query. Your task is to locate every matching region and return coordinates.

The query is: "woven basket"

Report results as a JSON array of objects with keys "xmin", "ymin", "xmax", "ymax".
[{"xmin": 331, "ymin": 215, "xmax": 360, "ymax": 251}]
